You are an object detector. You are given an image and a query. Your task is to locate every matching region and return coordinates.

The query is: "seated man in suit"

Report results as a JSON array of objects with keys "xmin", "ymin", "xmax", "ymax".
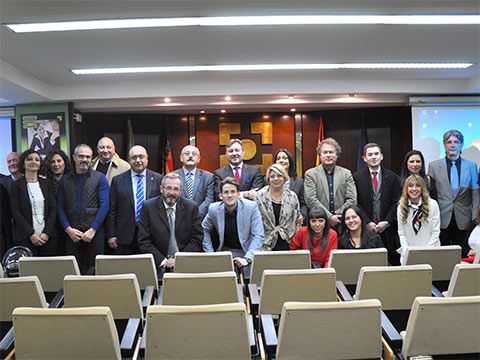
[
  {"xmin": 106, "ymin": 145, "xmax": 163, "ymax": 255},
  {"xmin": 428, "ymin": 129, "xmax": 479, "ymax": 257},
  {"xmin": 137, "ymin": 172, "xmax": 203, "ymax": 269},
  {"xmin": 173, "ymin": 145, "xmax": 214, "ymax": 218},
  {"xmin": 214, "ymin": 139, "xmax": 264, "ymax": 201},
  {"xmin": 202, "ymin": 177, "xmax": 265, "ymax": 271},
  {"xmin": 304, "ymin": 137, "xmax": 357, "ymax": 229}
]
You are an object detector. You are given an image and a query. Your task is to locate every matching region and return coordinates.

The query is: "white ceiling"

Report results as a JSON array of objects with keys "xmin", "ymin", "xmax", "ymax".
[{"xmin": 1, "ymin": 0, "xmax": 479, "ymax": 113}]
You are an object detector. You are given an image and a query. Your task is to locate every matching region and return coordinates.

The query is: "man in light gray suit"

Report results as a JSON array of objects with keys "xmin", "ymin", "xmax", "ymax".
[
  {"xmin": 173, "ymin": 145, "xmax": 214, "ymax": 218},
  {"xmin": 304, "ymin": 137, "xmax": 357, "ymax": 228},
  {"xmin": 428, "ymin": 129, "xmax": 479, "ymax": 256},
  {"xmin": 202, "ymin": 177, "xmax": 264, "ymax": 270}
]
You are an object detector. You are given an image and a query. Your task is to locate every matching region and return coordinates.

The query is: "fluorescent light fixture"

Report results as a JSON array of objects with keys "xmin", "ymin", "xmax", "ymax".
[
  {"xmin": 5, "ymin": 15, "xmax": 480, "ymax": 32},
  {"xmin": 71, "ymin": 63, "xmax": 473, "ymax": 75}
]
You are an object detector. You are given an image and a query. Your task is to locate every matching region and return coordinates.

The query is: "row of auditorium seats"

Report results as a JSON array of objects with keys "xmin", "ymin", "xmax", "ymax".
[{"xmin": 1, "ymin": 250, "xmax": 479, "ymax": 359}]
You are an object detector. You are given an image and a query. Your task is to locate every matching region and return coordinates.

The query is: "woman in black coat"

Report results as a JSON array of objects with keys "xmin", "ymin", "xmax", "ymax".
[{"xmin": 10, "ymin": 149, "xmax": 57, "ymax": 255}]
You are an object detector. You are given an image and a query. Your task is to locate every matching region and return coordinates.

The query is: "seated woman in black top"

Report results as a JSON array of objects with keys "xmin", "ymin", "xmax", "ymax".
[{"xmin": 338, "ymin": 205, "xmax": 383, "ymax": 249}]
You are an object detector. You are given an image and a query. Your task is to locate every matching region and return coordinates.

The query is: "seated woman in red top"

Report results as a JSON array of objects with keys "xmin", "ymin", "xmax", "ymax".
[{"xmin": 290, "ymin": 207, "xmax": 338, "ymax": 268}]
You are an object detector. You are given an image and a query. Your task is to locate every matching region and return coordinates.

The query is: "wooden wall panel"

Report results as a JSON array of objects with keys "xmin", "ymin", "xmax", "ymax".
[{"xmin": 196, "ymin": 114, "xmax": 220, "ymax": 173}]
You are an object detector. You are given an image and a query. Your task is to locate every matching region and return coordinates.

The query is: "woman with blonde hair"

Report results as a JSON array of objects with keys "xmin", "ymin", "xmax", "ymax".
[
  {"xmin": 397, "ymin": 174, "xmax": 440, "ymax": 264},
  {"xmin": 256, "ymin": 163, "xmax": 301, "ymax": 250}
]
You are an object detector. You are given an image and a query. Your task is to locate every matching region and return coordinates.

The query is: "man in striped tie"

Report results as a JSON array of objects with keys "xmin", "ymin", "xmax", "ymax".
[
  {"xmin": 173, "ymin": 145, "xmax": 214, "ymax": 218},
  {"xmin": 106, "ymin": 145, "xmax": 163, "ymax": 255}
]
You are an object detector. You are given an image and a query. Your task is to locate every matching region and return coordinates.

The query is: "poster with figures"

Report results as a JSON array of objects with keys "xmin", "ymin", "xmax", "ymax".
[{"xmin": 21, "ymin": 113, "xmax": 66, "ymax": 159}]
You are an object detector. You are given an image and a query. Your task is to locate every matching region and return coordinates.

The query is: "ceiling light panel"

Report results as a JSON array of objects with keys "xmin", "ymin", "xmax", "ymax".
[{"xmin": 5, "ymin": 15, "xmax": 480, "ymax": 33}]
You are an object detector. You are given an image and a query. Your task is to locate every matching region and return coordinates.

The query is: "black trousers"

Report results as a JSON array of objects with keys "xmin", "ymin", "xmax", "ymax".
[
  {"xmin": 65, "ymin": 227, "xmax": 105, "ymax": 274},
  {"xmin": 440, "ymin": 214, "xmax": 468, "ymax": 257}
]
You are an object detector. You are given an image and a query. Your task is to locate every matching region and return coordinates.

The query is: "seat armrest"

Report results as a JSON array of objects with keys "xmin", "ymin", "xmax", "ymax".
[
  {"xmin": 120, "ymin": 318, "xmax": 141, "ymax": 358},
  {"xmin": 0, "ymin": 327, "xmax": 14, "ymax": 359},
  {"xmin": 248, "ymin": 283, "xmax": 260, "ymax": 308},
  {"xmin": 336, "ymin": 280, "xmax": 353, "ymax": 301},
  {"xmin": 381, "ymin": 311, "xmax": 402, "ymax": 350},
  {"xmin": 138, "ymin": 324, "xmax": 146, "ymax": 359},
  {"xmin": 48, "ymin": 288, "xmax": 65, "ymax": 308},
  {"xmin": 142, "ymin": 286, "xmax": 155, "ymax": 311},
  {"xmin": 431, "ymin": 285, "xmax": 444, "ymax": 297},
  {"xmin": 260, "ymin": 314, "xmax": 277, "ymax": 355},
  {"xmin": 247, "ymin": 315, "xmax": 258, "ymax": 356},
  {"xmin": 157, "ymin": 286, "xmax": 163, "ymax": 305},
  {"xmin": 236, "ymin": 284, "xmax": 244, "ymax": 303}
]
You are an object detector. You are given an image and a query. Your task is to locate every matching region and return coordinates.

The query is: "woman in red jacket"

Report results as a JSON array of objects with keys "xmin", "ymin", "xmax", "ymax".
[{"xmin": 290, "ymin": 207, "xmax": 338, "ymax": 268}]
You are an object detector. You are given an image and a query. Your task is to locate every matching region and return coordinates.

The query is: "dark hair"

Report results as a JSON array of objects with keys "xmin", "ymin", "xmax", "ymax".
[
  {"xmin": 306, "ymin": 207, "xmax": 330, "ymax": 253},
  {"xmin": 18, "ymin": 149, "xmax": 42, "ymax": 174},
  {"xmin": 274, "ymin": 149, "xmax": 296, "ymax": 178},
  {"xmin": 400, "ymin": 150, "xmax": 427, "ymax": 182},
  {"xmin": 363, "ymin": 142, "xmax": 383, "ymax": 156},
  {"xmin": 339, "ymin": 205, "xmax": 371, "ymax": 248},
  {"xmin": 42, "ymin": 149, "xmax": 73, "ymax": 178},
  {"xmin": 219, "ymin": 176, "xmax": 240, "ymax": 193}
]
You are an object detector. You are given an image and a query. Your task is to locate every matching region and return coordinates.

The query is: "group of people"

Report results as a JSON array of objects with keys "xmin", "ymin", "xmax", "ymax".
[{"xmin": 1, "ymin": 129, "xmax": 479, "ymax": 273}]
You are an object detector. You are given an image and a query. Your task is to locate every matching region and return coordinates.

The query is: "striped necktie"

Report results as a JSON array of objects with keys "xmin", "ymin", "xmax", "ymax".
[
  {"xmin": 186, "ymin": 171, "xmax": 194, "ymax": 199},
  {"xmin": 135, "ymin": 174, "xmax": 144, "ymax": 222}
]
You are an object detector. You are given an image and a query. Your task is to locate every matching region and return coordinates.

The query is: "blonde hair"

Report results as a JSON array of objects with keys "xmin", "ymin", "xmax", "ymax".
[
  {"xmin": 266, "ymin": 163, "xmax": 290, "ymax": 184},
  {"xmin": 399, "ymin": 174, "xmax": 430, "ymax": 224}
]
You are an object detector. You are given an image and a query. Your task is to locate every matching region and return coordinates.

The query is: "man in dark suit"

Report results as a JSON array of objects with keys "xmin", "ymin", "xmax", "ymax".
[
  {"xmin": 428, "ymin": 130, "xmax": 479, "ymax": 256},
  {"xmin": 137, "ymin": 172, "xmax": 203, "ymax": 269},
  {"xmin": 0, "ymin": 152, "xmax": 22, "ymax": 193},
  {"xmin": 106, "ymin": 145, "xmax": 163, "ymax": 255},
  {"xmin": 214, "ymin": 138, "xmax": 264, "ymax": 200},
  {"xmin": 173, "ymin": 145, "xmax": 214, "ymax": 218},
  {"xmin": 0, "ymin": 152, "xmax": 21, "ymax": 253},
  {"xmin": 353, "ymin": 143, "xmax": 402, "ymax": 265}
]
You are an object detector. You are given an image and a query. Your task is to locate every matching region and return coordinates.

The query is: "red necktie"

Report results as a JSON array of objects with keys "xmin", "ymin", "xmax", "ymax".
[
  {"xmin": 234, "ymin": 166, "xmax": 241, "ymax": 182},
  {"xmin": 372, "ymin": 171, "xmax": 378, "ymax": 192}
]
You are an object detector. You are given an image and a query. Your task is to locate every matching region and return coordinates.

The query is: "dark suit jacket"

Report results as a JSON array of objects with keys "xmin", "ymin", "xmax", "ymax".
[
  {"xmin": 174, "ymin": 167, "xmax": 214, "ymax": 218},
  {"xmin": 0, "ymin": 183, "xmax": 13, "ymax": 257},
  {"xmin": 353, "ymin": 167, "xmax": 401, "ymax": 261},
  {"xmin": 214, "ymin": 163, "xmax": 264, "ymax": 199},
  {"xmin": 106, "ymin": 169, "xmax": 163, "ymax": 246},
  {"xmin": 10, "ymin": 177, "xmax": 57, "ymax": 243},
  {"xmin": 137, "ymin": 197, "xmax": 203, "ymax": 267},
  {"xmin": 0, "ymin": 175, "xmax": 15, "ymax": 193}
]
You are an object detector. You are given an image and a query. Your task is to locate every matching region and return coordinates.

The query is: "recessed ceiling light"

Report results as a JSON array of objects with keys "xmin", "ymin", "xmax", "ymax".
[
  {"xmin": 290, "ymin": 108, "xmax": 296, "ymax": 112},
  {"xmin": 262, "ymin": 114, "xmax": 270, "ymax": 119},
  {"xmin": 220, "ymin": 109, "xmax": 226, "ymax": 113},
  {"xmin": 164, "ymin": 97, "xmax": 171, "ymax": 103},
  {"xmin": 200, "ymin": 110, "xmax": 205, "ymax": 114},
  {"xmin": 71, "ymin": 62, "xmax": 473, "ymax": 75},
  {"xmin": 225, "ymin": 96, "xmax": 232, "ymax": 101},
  {"xmin": 5, "ymin": 15, "xmax": 480, "ymax": 32}
]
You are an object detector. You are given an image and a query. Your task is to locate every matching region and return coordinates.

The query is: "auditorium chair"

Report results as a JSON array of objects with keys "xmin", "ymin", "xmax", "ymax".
[
  {"xmin": 404, "ymin": 245, "xmax": 461, "ymax": 291},
  {"xmin": 19, "ymin": 255, "xmax": 80, "ymax": 302},
  {"xmin": 400, "ymin": 296, "xmax": 480, "ymax": 359},
  {"xmin": 441, "ymin": 263, "xmax": 480, "ymax": 297},
  {"xmin": 266, "ymin": 300, "xmax": 382, "ymax": 360},
  {"xmin": 174, "ymin": 251, "xmax": 235, "ymax": 273},
  {"xmin": 63, "ymin": 274, "xmax": 144, "ymax": 357},
  {"xmin": 141, "ymin": 303, "xmax": 258, "ymax": 359},
  {"xmin": 95, "ymin": 254, "xmax": 158, "ymax": 300},
  {"xmin": 0, "ymin": 276, "xmax": 62, "ymax": 358},
  {"xmin": 12, "ymin": 306, "xmax": 124, "ymax": 360},
  {"xmin": 328, "ymin": 248, "xmax": 388, "ymax": 293},
  {"xmin": 250, "ymin": 250, "xmax": 311, "ymax": 285},
  {"xmin": 160, "ymin": 271, "xmax": 243, "ymax": 305},
  {"xmin": 0, "ymin": 265, "xmax": 4, "ymax": 277}
]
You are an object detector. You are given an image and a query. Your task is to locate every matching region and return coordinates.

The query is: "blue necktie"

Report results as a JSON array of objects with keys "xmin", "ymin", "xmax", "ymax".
[
  {"xmin": 450, "ymin": 161, "xmax": 459, "ymax": 196},
  {"xmin": 186, "ymin": 172, "xmax": 194, "ymax": 199},
  {"xmin": 135, "ymin": 174, "xmax": 145, "ymax": 222}
]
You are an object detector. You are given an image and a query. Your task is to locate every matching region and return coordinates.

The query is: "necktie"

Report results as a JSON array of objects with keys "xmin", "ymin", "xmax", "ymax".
[
  {"xmin": 234, "ymin": 166, "xmax": 241, "ymax": 182},
  {"xmin": 135, "ymin": 174, "xmax": 144, "ymax": 222},
  {"xmin": 166, "ymin": 207, "xmax": 178, "ymax": 256},
  {"xmin": 372, "ymin": 171, "xmax": 378, "ymax": 192},
  {"xmin": 450, "ymin": 161, "xmax": 459, "ymax": 196},
  {"xmin": 186, "ymin": 172, "xmax": 194, "ymax": 199}
]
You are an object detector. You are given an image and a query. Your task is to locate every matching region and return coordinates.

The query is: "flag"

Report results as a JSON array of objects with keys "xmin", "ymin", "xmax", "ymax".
[
  {"xmin": 315, "ymin": 116, "xmax": 325, "ymax": 166},
  {"xmin": 127, "ymin": 118, "xmax": 135, "ymax": 150},
  {"xmin": 356, "ymin": 118, "xmax": 368, "ymax": 171},
  {"xmin": 164, "ymin": 120, "xmax": 174, "ymax": 174}
]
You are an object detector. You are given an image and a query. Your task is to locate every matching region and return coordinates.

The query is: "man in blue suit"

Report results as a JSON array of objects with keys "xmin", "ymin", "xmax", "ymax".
[
  {"xmin": 106, "ymin": 145, "xmax": 163, "ymax": 254},
  {"xmin": 428, "ymin": 129, "xmax": 479, "ymax": 256},
  {"xmin": 173, "ymin": 145, "xmax": 214, "ymax": 218},
  {"xmin": 202, "ymin": 177, "xmax": 264, "ymax": 269}
]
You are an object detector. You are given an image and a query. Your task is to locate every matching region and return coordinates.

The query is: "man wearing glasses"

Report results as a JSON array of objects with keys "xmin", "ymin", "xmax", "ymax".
[
  {"xmin": 173, "ymin": 145, "xmax": 214, "ymax": 218},
  {"xmin": 137, "ymin": 172, "xmax": 203, "ymax": 269}
]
